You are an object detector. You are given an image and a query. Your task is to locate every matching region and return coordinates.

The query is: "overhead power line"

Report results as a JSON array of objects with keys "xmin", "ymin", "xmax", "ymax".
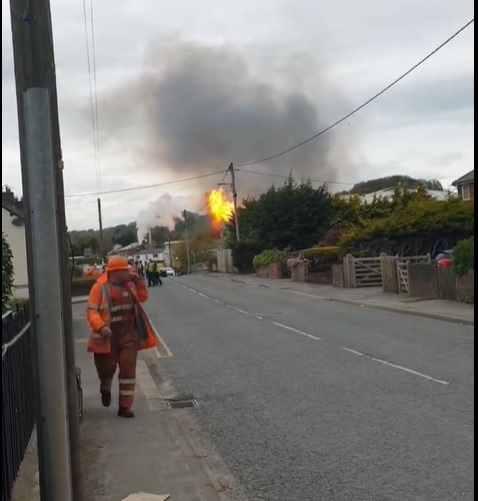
[
  {"xmin": 65, "ymin": 170, "xmax": 228, "ymax": 198},
  {"xmin": 236, "ymin": 18, "xmax": 474, "ymax": 169},
  {"xmin": 236, "ymin": 168, "xmax": 354, "ymax": 186}
]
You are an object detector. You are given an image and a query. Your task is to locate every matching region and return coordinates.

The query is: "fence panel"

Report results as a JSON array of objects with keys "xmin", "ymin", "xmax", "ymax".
[
  {"xmin": 2, "ymin": 307, "xmax": 35, "ymax": 501},
  {"xmin": 437, "ymin": 266, "xmax": 458, "ymax": 300}
]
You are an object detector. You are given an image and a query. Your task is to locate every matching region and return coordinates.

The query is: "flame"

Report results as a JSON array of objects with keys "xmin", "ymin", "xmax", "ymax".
[{"xmin": 207, "ymin": 188, "xmax": 234, "ymax": 230}]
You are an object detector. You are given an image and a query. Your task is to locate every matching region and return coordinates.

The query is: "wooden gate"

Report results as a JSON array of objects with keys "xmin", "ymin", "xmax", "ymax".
[
  {"xmin": 343, "ymin": 254, "xmax": 382, "ymax": 288},
  {"xmin": 398, "ymin": 255, "xmax": 431, "ymax": 294}
]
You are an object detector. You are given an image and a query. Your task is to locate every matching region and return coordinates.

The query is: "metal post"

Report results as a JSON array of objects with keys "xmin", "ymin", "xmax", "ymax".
[
  {"xmin": 229, "ymin": 163, "xmax": 241, "ymax": 242},
  {"xmin": 97, "ymin": 197, "xmax": 104, "ymax": 262},
  {"xmin": 24, "ymin": 88, "xmax": 73, "ymax": 501}
]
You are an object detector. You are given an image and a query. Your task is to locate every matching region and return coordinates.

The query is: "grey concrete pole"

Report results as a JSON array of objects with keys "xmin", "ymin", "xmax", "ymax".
[{"xmin": 24, "ymin": 88, "xmax": 73, "ymax": 501}]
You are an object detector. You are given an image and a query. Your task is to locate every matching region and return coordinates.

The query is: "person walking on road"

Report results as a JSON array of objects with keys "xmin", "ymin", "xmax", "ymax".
[{"xmin": 86, "ymin": 256, "xmax": 158, "ymax": 418}]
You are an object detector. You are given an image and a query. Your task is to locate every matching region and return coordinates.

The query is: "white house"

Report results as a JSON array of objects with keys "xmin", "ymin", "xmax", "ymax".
[
  {"xmin": 341, "ymin": 187, "xmax": 449, "ymax": 204},
  {"xmin": 2, "ymin": 198, "xmax": 29, "ymax": 298}
]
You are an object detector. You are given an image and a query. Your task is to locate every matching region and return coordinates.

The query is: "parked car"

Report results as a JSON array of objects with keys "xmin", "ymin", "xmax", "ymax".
[{"xmin": 434, "ymin": 249, "xmax": 453, "ymax": 268}]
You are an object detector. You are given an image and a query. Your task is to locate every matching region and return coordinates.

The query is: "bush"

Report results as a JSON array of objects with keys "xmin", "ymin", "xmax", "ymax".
[
  {"xmin": 452, "ymin": 238, "xmax": 474, "ymax": 277},
  {"xmin": 71, "ymin": 276, "xmax": 97, "ymax": 297},
  {"xmin": 2, "ymin": 233, "xmax": 14, "ymax": 312},
  {"xmin": 11, "ymin": 297, "xmax": 29, "ymax": 311},
  {"xmin": 252, "ymin": 249, "xmax": 290, "ymax": 270},
  {"xmin": 230, "ymin": 241, "xmax": 263, "ymax": 273},
  {"xmin": 340, "ymin": 197, "xmax": 474, "ymax": 256},
  {"xmin": 301, "ymin": 246, "xmax": 340, "ymax": 273}
]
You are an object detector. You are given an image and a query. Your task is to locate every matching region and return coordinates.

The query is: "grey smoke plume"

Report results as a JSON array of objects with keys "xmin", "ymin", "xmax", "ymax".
[
  {"xmin": 136, "ymin": 192, "xmax": 186, "ymax": 244},
  {"xmin": 100, "ymin": 40, "xmax": 360, "ymax": 194}
]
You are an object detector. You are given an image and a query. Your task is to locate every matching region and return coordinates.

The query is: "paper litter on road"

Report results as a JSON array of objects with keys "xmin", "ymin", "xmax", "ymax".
[{"xmin": 122, "ymin": 494, "xmax": 170, "ymax": 501}]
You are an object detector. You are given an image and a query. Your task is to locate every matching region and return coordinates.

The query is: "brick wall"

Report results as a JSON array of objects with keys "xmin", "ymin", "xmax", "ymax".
[
  {"xmin": 308, "ymin": 272, "xmax": 333, "ymax": 285},
  {"xmin": 457, "ymin": 271, "xmax": 474, "ymax": 303},
  {"xmin": 256, "ymin": 263, "xmax": 283, "ymax": 279},
  {"xmin": 408, "ymin": 263, "xmax": 439, "ymax": 298}
]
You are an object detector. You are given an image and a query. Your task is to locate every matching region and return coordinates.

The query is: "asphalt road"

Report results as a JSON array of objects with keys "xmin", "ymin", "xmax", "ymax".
[{"xmin": 143, "ymin": 274, "xmax": 474, "ymax": 501}]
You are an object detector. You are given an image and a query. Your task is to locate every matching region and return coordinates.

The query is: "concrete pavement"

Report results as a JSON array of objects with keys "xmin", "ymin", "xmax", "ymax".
[
  {"xmin": 211, "ymin": 273, "xmax": 475, "ymax": 325},
  {"xmin": 141, "ymin": 275, "xmax": 474, "ymax": 501},
  {"xmin": 72, "ymin": 303, "xmax": 222, "ymax": 501}
]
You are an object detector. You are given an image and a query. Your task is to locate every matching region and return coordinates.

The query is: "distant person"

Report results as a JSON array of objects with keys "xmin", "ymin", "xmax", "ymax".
[{"xmin": 85, "ymin": 256, "xmax": 158, "ymax": 418}]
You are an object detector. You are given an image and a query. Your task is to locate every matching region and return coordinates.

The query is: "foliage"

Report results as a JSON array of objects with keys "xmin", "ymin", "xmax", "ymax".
[
  {"xmin": 350, "ymin": 175, "xmax": 443, "ymax": 194},
  {"xmin": 452, "ymin": 238, "xmax": 474, "ymax": 277},
  {"xmin": 173, "ymin": 235, "xmax": 216, "ymax": 273},
  {"xmin": 2, "ymin": 232, "xmax": 14, "ymax": 312},
  {"xmin": 11, "ymin": 297, "xmax": 28, "ymax": 310},
  {"xmin": 252, "ymin": 249, "xmax": 290, "ymax": 270},
  {"xmin": 340, "ymin": 197, "xmax": 474, "ymax": 257},
  {"xmin": 230, "ymin": 241, "xmax": 263, "ymax": 273},
  {"xmin": 228, "ymin": 177, "xmax": 333, "ymax": 266},
  {"xmin": 301, "ymin": 246, "xmax": 340, "ymax": 273}
]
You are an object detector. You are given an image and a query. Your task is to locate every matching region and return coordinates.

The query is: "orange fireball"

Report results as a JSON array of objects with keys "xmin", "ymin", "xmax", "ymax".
[{"xmin": 207, "ymin": 188, "xmax": 234, "ymax": 230}]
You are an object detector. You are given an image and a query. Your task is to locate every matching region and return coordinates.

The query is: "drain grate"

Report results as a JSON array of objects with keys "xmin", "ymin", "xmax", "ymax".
[{"xmin": 164, "ymin": 397, "xmax": 198, "ymax": 409}]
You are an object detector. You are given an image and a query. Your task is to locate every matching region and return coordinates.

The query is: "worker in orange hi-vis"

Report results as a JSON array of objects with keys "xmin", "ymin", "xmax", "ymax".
[{"xmin": 86, "ymin": 256, "xmax": 158, "ymax": 418}]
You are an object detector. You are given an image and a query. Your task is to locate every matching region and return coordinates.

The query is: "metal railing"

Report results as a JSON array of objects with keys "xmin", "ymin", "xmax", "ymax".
[{"xmin": 2, "ymin": 306, "xmax": 35, "ymax": 501}]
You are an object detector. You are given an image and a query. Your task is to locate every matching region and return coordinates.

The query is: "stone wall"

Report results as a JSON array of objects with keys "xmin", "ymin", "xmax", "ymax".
[{"xmin": 256, "ymin": 263, "xmax": 283, "ymax": 279}]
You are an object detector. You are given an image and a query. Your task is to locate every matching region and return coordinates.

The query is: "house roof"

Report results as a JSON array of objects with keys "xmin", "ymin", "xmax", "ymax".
[
  {"xmin": 451, "ymin": 170, "xmax": 474, "ymax": 187},
  {"xmin": 2, "ymin": 198, "xmax": 24, "ymax": 220}
]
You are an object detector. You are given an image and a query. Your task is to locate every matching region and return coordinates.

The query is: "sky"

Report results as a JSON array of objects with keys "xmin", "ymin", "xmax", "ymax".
[{"xmin": 1, "ymin": 0, "xmax": 474, "ymax": 232}]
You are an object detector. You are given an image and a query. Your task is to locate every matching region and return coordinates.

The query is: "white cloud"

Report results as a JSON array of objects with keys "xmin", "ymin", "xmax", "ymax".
[{"xmin": 2, "ymin": 0, "xmax": 474, "ymax": 230}]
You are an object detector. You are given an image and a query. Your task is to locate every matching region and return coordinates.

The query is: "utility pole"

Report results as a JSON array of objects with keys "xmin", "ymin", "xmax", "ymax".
[
  {"xmin": 168, "ymin": 231, "xmax": 173, "ymax": 268},
  {"xmin": 9, "ymin": 1, "xmax": 82, "ymax": 500},
  {"xmin": 97, "ymin": 198, "xmax": 104, "ymax": 262},
  {"xmin": 229, "ymin": 163, "xmax": 241, "ymax": 242},
  {"xmin": 183, "ymin": 210, "xmax": 191, "ymax": 274}
]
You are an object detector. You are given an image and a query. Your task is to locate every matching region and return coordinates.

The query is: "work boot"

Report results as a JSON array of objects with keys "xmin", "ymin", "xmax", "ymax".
[
  {"xmin": 101, "ymin": 392, "xmax": 111, "ymax": 407},
  {"xmin": 117, "ymin": 407, "xmax": 135, "ymax": 418}
]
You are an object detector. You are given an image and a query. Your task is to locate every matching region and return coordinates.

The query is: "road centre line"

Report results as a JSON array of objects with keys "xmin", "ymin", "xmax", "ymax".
[
  {"xmin": 273, "ymin": 322, "xmax": 321, "ymax": 341},
  {"xmin": 235, "ymin": 308, "xmax": 248, "ymax": 314},
  {"xmin": 197, "ymin": 292, "xmax": 209, "ymax": 299},
  {"xmin": 341, "ymin": 347, "xmax": 450, "ymax": 385}
]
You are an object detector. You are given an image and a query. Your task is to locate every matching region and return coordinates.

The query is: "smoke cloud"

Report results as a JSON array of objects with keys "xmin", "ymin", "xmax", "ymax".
[
  {"xmin": 98, "ymin": 40, "xmax": 364, "ymax": 237},
  {"xmin": 136, "ymin": 192, "xmax": 187, "ymax": 244},
  {"xmin": 99, "ymin": 40, "xmax": 361, "ymax": 195}
]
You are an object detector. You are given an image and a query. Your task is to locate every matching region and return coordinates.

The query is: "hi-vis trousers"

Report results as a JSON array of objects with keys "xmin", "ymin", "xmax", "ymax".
[{"xmin": 94, "ymin": 330, "xmax": 138, "ymax": 409}]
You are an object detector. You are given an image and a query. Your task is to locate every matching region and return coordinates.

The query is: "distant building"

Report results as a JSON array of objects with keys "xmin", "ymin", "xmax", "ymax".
[
  {"xmin": 341, "ymin": 187, "xmax": 449, "ymax": 203},
  {"xmin": 2, "ymin": 196, "xmax": 28, "ymax": 298},
  {"xmin": 452, "ymin": 170, "xmax": 474, "ymax": 201}
]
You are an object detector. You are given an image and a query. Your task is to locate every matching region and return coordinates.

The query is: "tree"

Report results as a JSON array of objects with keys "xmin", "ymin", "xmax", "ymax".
[
  {"xmin": 2, "ymin": 233, "xmax": 14, "ymax": 311},
  {"xmin": 229, "ymin": 177, "xmax": 333, "ymax": 252},
  {"xmin": 350, "ymin": 175, "xmax": 443, "ymax": 194}
]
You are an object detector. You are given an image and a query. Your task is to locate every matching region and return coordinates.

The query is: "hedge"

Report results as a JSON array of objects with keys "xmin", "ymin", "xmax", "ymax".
[
  {"xmin": 340, "ymin": 197, "xmax": 474, "ymax": 256},
  {"xmin": 452, "ymin": 238, "xmax": 474, "ymax": 277},
  {"xmin": 301, "ymin": 246, "xmax": 340, "ymax": 273},
  {"xmin": 71, "ymin": 276, "xmax": 97, "ymax": 297},
  {"xmin": 252, "ymin": 249, "xmax": 289, "ymax": 270}
]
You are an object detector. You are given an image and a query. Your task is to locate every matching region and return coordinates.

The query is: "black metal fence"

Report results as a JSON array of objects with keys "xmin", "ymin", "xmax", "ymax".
[{"xmin": 2, "ymin": 306, "xmax": 35, "ymax": 501}]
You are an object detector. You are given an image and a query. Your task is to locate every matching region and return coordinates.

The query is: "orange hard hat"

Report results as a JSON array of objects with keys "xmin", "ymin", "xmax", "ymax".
[{"xmin": 106, "ymin": 256, "xmax": 129, "ymax": 272}]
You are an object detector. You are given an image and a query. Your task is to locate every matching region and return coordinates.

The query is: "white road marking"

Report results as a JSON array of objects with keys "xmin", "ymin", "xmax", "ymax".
[
  {"xmin": 236, "ymin": 308, "xmax": 248, "ymax": 314},
  {"xmin": 150, "ymin": 321, "xmax": 173, "ymax": 358},
  {"xmin": 214, "ymin": 299, "xmax": 224, "ymax": 305},
  {"xmin": 187, "ymin": 288, "xmax": 197, "ymax": 293},
  {"xmin": 342, "ymin": 347, "xmax": 365, "ymax": 357},
  {"xmin": 256, "ymin": 316, "xmax": 264, "ymax": 320},
  {"xmin": 370, "ymin": 357, "xmax": 450, "ymax": 386},
  {"xmin": 342, "ymin": 347, "xmax": 450, "ymax": 385},
  {"xmin": 197, "ymin": 292, "xmax": 209, "ymax": 299},
  {"xmin": 273, "ymin": 322, "xmax": 321, "ymax": 341}
]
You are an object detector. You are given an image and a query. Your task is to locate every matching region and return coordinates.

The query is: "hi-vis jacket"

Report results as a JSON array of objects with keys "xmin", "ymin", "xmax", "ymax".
[{"xmin": 86, "ymin": 274, "xmax": 158, "ymax": 354}]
